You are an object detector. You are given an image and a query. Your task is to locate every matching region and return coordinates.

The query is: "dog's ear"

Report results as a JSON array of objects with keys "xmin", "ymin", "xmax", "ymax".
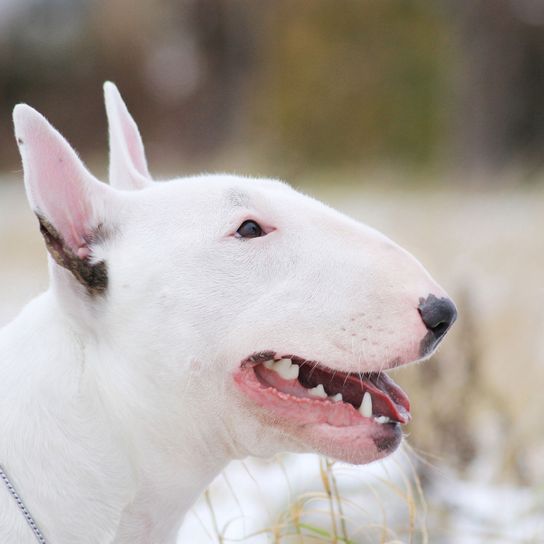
[
  {"xmin": 13, "ymin": 104, "xmax": 115, "ymax": 295},
  {"xmin": 104, "ymin": 81, "xmax": 152, "ymax": 191}
]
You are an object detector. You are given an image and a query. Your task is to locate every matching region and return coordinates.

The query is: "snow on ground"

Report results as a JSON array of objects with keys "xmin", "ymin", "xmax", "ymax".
[
  {"xmin": 426, "ymin": 475, "xmax": 544, "ymax": 543},
  {"xmin": 178, "ymin": 449, "xmax": 423, "ymax": 543},
  {"xmin": 178, "ymin": 451, "xmax": 544, "ymax": 543}
]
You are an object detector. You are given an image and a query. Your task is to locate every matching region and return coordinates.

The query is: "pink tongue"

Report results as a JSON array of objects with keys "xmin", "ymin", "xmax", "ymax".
[{"xmin": 370, "ymin": 373, "xmax": 411, "ymax": 413}]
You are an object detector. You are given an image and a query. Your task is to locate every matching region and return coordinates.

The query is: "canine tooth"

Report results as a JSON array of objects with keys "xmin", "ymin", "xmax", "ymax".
[
  {"xmin": 375, "ymin": 415, "xmax": 390, "ymax": 424},
  {"xmin": 330, "ymin": 393, "xmax": 343, "ymax": 402},
  {"xmin": 263, "ymin": 360, "xmax": 275, "ymax": 369},
  {"xmin": 360, "ymin": 392, "xmax": 373, "ymax": 418},
  {"xmin": 273, "ymin": 358, "xmax": 295, "ymax": 380},
  {"xmin": 309, "ymin": 384, "xmax": 327, "ymax": 398}
]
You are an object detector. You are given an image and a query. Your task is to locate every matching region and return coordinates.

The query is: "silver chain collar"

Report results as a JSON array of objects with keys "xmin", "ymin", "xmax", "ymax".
[{"xmin": 0, "ymin": 464, "xmax": 48, "ymax": 544}]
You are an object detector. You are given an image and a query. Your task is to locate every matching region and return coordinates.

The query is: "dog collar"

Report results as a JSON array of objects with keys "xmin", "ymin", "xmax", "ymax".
[{"xmin": 0, "ymin": 464, "xmax": 48, "ymax": 543}]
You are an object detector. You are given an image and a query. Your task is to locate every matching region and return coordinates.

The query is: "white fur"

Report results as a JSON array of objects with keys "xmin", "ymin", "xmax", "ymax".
[{"xmin": 0, "ymin": 83, "xmax": 450, "ymax": 543}]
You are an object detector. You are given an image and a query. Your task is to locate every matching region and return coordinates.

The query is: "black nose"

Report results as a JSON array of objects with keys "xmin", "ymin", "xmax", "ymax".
[{"xmin": 418, "ymin": 294, "xmax": 457, "ymax": 355}]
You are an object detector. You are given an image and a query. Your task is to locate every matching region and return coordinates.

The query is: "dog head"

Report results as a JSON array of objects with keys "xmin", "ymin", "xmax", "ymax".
[{"xmin": 12, "ymin": 83, "xmax": 456, "ymax": 467}]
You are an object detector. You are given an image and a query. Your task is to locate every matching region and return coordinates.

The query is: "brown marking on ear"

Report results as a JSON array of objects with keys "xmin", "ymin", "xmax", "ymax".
[{"xmin": 36, "ymin": 213, "xmax": 108, "ymax": 296}]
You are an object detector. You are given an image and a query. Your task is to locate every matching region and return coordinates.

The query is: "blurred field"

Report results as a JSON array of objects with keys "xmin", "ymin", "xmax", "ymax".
[
  {"xmin": 2, "ymin": 1, "xmax": 543, "ymax": 541},
  {"xmin": 1, "ymin": 173, "xmax": 543, "ymax": 542}
]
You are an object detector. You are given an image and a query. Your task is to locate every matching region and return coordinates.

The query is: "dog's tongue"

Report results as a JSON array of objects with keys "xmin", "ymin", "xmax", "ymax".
[{"xmin": 363, "ymin": 372, "xmax": 411, "ymax": 423}]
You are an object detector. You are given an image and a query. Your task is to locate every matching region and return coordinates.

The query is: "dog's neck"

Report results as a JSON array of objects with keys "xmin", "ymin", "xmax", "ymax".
[{"xmin": 0, "ymin": 291, "xmax": 234, "ymax": 543}]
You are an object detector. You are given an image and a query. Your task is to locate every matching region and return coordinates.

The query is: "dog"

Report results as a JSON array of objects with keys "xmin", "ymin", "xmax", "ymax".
[{"xmin": 0, "ymin": 83, "xmax": 456, "ymax": 543}]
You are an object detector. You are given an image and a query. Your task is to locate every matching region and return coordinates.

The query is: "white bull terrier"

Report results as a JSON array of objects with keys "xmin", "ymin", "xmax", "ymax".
[{"xmin": 0, "ymin": 83, "xmax": 456, "ymax": 543}]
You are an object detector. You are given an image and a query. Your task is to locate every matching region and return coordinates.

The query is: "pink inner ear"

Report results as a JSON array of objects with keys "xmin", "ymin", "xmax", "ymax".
[
  {"xmin": 14, "ymin": 104, "xmax": 107, "ymax": 255},
  {"xmin": 31, "ymin": 154, "xmax": 93, "ymax": 252},
  {"xmin": 105, "ymin": 82, "xmax": 151, "ymax": 189}
]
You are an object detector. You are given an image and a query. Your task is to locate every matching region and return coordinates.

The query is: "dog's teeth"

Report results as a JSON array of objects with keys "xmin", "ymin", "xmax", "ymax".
[
  {"xmin": 278, "ymin": 361, "xmax": 299, "ymax": 380},
  {"xmin": 263, "ymin": 358, "xmax": 298, "ymax": 380},
  {"xmin": 273, "ymin": 358, "xmax": 296, "ymax": 380},
  {"xmin": 374, "ymin": 415, "xmax": 390, "ymax": 424},
  {"xmin": 308, "ymin": 384, "xmax": 327, "ymax": 398},
  {"xmin": 330, "ymin": 393, "xmax": 343, "ymax": 402},
  {"xmin": 285, "ymin": 364, "xmax": 299, "ymax": 380},
  {"xmin": 359, "ymin": 392, "xmax": 373, "ymax": 418}
]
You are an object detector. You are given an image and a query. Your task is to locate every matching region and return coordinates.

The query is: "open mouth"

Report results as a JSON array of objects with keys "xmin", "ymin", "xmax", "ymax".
[{"xmin": 234, "ymin": 352, "xmax": 411, "ymax": 429}]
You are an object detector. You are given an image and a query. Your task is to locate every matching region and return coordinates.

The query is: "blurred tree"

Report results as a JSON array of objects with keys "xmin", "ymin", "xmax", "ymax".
[
  {"xmin": 450, "ymin": 0, "xmax": 544, "ymax": 176},
  {"xmin": 249, "ymin": 0, "xmax": 452, "ymax": 173},
  {"xmin": 0, "ymin": 0, "xmax": 257, "ymax": 173},
  {"xmin": 1, "ymin": 0, "xmax": 543, "ymax": 180},
  {"xmin": 0, "ymin": 0, "xmax": 452, "ymax": 176}
]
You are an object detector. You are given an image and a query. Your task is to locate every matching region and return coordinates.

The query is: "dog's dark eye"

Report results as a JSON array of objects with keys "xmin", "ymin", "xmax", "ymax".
[{"xmin": 236, "ymin": 220, "xmax": 264, "ymax": 238}]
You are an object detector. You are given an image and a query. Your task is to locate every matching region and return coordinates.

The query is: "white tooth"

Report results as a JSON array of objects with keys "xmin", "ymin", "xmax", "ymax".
[
  {"xmin": 330, "ymin": 393, "xmax": 343, "ymax": 402},
  {"xmin": 285, "ymin": 364, "xmax": 299, "ymax": 380},
  {"xmin": 309, "ymin": 384, "xmax": 327, "ymax": 398},
  {"xmin": 374, "ymin": 415, "xmax": 390, "ymax": 424},
  {"xmin": 263, "ymin": 360, "xmax": 275, "ymax": 369},
  {"xmin": 360, "ymin": 392, "xmax": 373, "ymax": 418},
  {"xmin": 273, "ymin": 358, "xmax": 294, "ymax": 380}
]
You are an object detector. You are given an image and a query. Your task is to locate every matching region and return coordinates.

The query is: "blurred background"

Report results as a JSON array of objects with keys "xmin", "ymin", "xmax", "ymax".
[{"xmin": 1, "ymin": 1, "xmax": 543, "ymax": 542}]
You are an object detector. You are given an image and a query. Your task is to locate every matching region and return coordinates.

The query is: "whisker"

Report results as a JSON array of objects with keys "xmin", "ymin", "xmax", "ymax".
[{"xmin": 307, "ymin": 360, "xmax": 320, "ymax": 379}]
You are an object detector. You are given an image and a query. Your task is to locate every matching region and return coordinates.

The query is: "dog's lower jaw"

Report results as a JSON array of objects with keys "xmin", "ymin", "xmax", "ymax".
[{"xmin": 0, "ymin": 293, "xmax": 233, "ymax": 544}]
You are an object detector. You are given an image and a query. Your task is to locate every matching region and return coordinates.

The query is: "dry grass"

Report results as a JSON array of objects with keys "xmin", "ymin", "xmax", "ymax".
[
  {"xmin": 187, "ymin": 445, "xmax": 543, "ymax": 543},
  {"xmin": 189, "ymin": 448, "xmax": 429, "ymax": 544}
]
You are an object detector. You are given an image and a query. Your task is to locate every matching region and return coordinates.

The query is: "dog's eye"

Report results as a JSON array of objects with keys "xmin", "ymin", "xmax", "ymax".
[{"xmin": 236, "ymin": 220, "xmax": 264, "ymax": 239}]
